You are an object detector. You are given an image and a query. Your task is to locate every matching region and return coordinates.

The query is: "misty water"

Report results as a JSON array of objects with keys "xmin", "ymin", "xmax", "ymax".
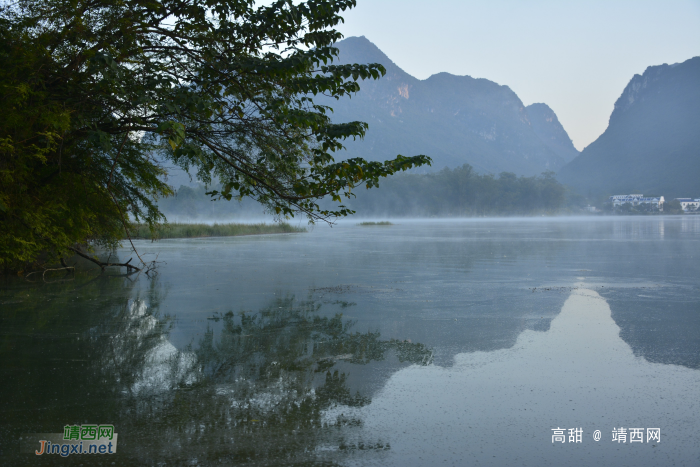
[{"xmin": 1, "ymin": 217, "xmax": 699, "ymax": 466}]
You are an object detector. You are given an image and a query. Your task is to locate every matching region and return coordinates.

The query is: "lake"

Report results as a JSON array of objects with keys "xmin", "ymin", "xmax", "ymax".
[{"xmin": 1, "ymin": 217, "xmax": 699, "ymax": 466}]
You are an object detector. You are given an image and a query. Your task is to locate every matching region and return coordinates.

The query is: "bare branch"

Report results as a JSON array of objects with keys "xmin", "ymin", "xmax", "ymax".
[{"xmin": 67, "ymin": 246, "xmax": 141, "ymax": 273}]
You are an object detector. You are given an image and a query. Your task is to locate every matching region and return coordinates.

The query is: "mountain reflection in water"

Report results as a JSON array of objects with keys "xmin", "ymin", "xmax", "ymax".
[
  {"xmin": 351, "ymin": 287, "xmax": 700, "ymax": 467},
  {"xmin": 0, "ymin": 276, "xmax": 431, "ymax": 466}
]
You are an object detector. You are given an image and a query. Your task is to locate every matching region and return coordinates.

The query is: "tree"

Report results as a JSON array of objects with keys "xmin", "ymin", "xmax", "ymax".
[
  {"xmin": 664, "ymin": 199, "xmax": 683, "ymax": 214},
  {"xmin": 0, "ymin": 0, "xmax": 430, "ymax": 271}
]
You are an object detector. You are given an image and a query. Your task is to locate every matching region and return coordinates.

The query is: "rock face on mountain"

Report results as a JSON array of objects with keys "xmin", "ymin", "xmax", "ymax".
[
  {"xmin": 558, "ymin": 57, "xmax": 700, "ymax": 198},
  {"xmin": 525, "ymin": 103, "xmax": 580, "ymax": 164},
  {"xmin": 324, "ymin": 36, "xmax": 577, "ymax": 176}
]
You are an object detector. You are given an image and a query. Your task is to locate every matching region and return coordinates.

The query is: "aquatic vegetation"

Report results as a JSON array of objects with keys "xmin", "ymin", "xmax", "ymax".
[
  {"xmin": 131, "ymin": 222, "xmax": 305, "ymax": 239},
  {"xmin": 357, "ymin": 221, "xmax": 393, "ymax": 226}
]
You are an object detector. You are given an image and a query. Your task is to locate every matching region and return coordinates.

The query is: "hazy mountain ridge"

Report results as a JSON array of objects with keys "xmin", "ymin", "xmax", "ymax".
[
  {"xmin": 324, "ymin": 36, "xmax": 578, "ymax": 176},
  {"xmin": 559, "ymin": 57, "xmax": 700, "ymax": 198}
]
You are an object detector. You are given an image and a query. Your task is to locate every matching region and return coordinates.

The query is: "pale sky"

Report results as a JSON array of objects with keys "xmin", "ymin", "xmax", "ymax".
[{"xmin": 333, "ymin": 0, "xmax": 700, "ymax": 150}]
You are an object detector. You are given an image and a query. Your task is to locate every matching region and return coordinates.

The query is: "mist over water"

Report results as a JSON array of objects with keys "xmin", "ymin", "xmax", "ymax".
[{"xmin": 1, "ymin": 216, "xmax": 698, "ymax": 465}]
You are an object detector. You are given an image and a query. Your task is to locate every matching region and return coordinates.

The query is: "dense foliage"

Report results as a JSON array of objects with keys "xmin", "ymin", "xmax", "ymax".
[
  {"xmin": 0, "ymin": 0, "xmax": 429, "ymax": 271},
  {"xmin": 157, "ymin": 164, "xmax": 570, "ymax": 218},
  {"xmin": 342, "ymin": 165, "xmax": 568, "ymax": 216}
]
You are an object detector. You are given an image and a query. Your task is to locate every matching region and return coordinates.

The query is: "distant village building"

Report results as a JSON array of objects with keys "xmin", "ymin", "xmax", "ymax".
[
  {"xmin": 674, "ymin": 198, "xmax": 700, "ymax": 212},
  {"xmin": 609, "ymin": 194, "xmax": 664, "ymax": 209}
]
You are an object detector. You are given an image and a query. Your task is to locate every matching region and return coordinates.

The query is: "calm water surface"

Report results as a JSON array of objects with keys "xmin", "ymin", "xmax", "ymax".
[{"xmin": 1, "ymin": 217, "xmax": 698, "ymax": 466}]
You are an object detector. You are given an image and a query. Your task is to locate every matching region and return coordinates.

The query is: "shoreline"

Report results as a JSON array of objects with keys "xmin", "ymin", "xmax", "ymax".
[{"xmin": 129, "ymin": 222, "xmax": 306, "ymax": 240}]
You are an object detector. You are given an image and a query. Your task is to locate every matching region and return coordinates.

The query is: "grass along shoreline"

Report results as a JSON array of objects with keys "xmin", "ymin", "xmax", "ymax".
[{"xmin": 130, "ymin": 222, "xmax": 305, "ymax": 239}]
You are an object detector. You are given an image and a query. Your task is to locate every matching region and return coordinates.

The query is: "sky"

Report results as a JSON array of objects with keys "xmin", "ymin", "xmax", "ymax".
[{"xmin": 332, "ymin": 0, "xmax": 700, "ymax": 150}]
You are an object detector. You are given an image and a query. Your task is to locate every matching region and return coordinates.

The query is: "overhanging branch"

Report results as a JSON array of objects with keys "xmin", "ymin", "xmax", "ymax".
[{"xmin": 68, "ymin": 246, "xmax": 141, "ymax": 273}]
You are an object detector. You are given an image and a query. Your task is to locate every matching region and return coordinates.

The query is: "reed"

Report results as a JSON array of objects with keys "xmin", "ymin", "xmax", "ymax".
[{"xmin": 130, "ymin": 222, "xmax": 305, "ymax": 239}]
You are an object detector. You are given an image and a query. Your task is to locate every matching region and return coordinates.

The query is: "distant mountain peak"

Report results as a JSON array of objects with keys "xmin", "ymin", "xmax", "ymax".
[
  {"xmin": 525, "ymin": 103, "xmax": 579, "ymax": 163},
  {"xmin": 612, "ymin": 57, "xmax": 700, "ymax": 119},
  {"xmin": 334, "ymin": 36, "xmax": 414, "ymax": 79},
  {"xmin": 559, "ymin": 56, "xmax": 700, "ymax": 198},
  {"xmin": 325, "ymin": 37, "xmax": 578, "ymax": 176}
]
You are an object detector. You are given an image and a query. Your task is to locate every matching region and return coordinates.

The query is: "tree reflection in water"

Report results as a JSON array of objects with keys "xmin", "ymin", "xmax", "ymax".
[
  {"xmin": 0, "ymin": 275, "xmax": 431, "ymax": 466},
  {"xmin": 127, "ymin": 297, "xmax": 432, "ymax": 465}
]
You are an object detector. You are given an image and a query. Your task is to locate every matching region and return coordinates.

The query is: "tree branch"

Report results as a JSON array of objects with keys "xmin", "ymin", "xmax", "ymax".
[{"xmin": 67, "ymin": 246, "xmax": 141, "ymax": 273}]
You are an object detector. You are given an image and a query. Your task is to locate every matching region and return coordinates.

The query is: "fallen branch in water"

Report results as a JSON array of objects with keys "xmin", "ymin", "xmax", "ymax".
[{"xmin": 67, "ymin": 246, "xmax": 141, "ymax": 273}]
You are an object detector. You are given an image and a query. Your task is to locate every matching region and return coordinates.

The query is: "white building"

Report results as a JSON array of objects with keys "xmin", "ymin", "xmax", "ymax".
[
  {"xmin": 609, "ymin": 194, "xmax": 664, "ymax": 209},
  {"xmin": 674, "ymin": 198, "xmax": 700, "ymax": 212}
]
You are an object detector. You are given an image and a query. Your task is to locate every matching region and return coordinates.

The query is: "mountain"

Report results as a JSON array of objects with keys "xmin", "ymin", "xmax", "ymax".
[
  {"xmin": 322, "ymin": 36, "xmax": 578, "ymax": 176},
  {"xmin": 558, "ymin": 57, "xmax": 700, "ymax": 198},
  {"xmin": 525, "ymin": 103, "xmax": 579, "ymax": 164}
]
